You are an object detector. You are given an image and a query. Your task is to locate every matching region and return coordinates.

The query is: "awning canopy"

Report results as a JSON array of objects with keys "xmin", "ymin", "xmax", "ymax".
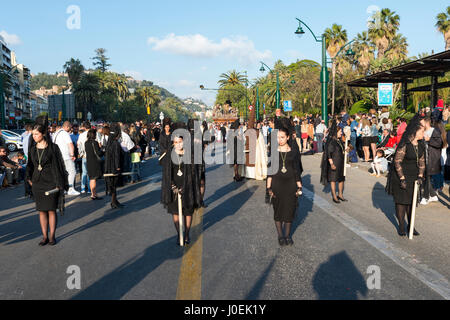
[
  {"xmin": 347, "ymin": 50, "xmax": 450, "ymax": 88},
  {"xmin": 347, "ymin": 50, "xmax": 450, "ymax": 108}
]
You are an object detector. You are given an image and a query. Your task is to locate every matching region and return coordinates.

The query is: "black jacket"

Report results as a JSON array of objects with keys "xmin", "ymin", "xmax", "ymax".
[{"xmin": 426, "ymin": 127, "xmax": 443, "ymax": 176}]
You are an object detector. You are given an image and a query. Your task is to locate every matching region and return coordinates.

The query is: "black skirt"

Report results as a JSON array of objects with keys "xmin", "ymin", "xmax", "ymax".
[
  {"xmin": 271, "ymin": 151, "xmax": 300, "ymax": 223},
  {"xmin": 362, "ymin": 137, "xmax": 371, "ymax": 147}
]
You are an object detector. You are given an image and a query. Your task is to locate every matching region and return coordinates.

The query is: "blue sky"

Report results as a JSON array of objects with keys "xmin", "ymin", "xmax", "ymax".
[{"xmin": 1, "ymin": 0, "xmax": 448, "ymax": 105}]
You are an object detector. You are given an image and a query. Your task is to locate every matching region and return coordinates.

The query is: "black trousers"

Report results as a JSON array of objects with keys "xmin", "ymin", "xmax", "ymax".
[{"xmin": 5, "ymin": 168, "xmax": 19, "ymax": 184}]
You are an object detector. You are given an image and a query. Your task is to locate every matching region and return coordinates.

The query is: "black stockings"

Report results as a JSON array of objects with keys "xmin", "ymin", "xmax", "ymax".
[
  {"xmin": 275, "ymin": 221, "xmax": 292, "ymax": 239},
  {"xmin": 395, "ymin": 203, "xmax": 417, "ymax": 234}
]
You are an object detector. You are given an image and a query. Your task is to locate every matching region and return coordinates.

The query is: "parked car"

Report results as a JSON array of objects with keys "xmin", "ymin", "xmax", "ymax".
[
  {"xmin": 11, "ymin": 129, "xmax": 26, "ymax": 136},
  {"xmin": 1, "ymin": 130, "xmax": 23, "ymax": 152}
]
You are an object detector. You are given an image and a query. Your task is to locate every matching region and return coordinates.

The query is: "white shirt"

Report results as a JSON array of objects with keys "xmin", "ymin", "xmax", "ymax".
[
  {"xmin": 53, "ymin": 129, "xmax": 73, "ymax": 160},
  {"xmin": 77, "ymin": 131, "xmax": 89, "ymax": 158},
  {"xmin": 374, "ymin": 156, "xmax": 388, "ymax": 172},
  {"xmin": 315, "ymin": 123, "xmax": 326, "ymax": 134},
  {"xmin": 120, "ymin": 131, "xmax": 135, "ymax": 152}
]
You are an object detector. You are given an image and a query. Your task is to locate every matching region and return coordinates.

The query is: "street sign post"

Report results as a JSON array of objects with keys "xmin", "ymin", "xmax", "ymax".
[
  {"xmin": 378, "ymin": 83, "xmax": 393, "ymax": 106},
  {"xmin": 160, "ymin": 112, "xmax": 164, "ymax": 121},
  {"xmin": 283, "ymin": 100, "xmax": 293, "ymax": 112}
]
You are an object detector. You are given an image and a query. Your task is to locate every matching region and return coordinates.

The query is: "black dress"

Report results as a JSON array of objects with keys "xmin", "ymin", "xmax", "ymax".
[
  {"xmin": 323, "ymin": 138, "xmax": 345, "ymax": 183},
  {"xmin": 166, "ymin": 157, "xmax": 195, "ymax": 216},
  {"xmin": 85, "ymin": 140, "xmax": 104, "ymax": 180},
  {"xmin": 270, "ymin": 150, "xmax": 302, "ymax": 223},
  {"xmin": 159, "ymin": 131, "xmax": 172, "ymax": 206},
  {"xmin": 104, "ymin": 139, "xmax": 124, "ymax": 194},
  {"xmin": 391, "ymin": 142, "xmax": 425, "ymax": 205},
  {"xmin": 27, "ymin": 145, "xmax": 63, "ymax": 211}
]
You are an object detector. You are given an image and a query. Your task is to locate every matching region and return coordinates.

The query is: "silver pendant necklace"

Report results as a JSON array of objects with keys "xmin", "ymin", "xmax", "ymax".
[
  {"xmin": 280, "ymin": 151, "xmax": 288, "ymax": 174},
  {"xmin": 177, "ymin": 153, "xmax": 183, "ymax": 177},
  {"xmin": 37, "ymin": 147, "xmax": 46, "ymax": 172}
]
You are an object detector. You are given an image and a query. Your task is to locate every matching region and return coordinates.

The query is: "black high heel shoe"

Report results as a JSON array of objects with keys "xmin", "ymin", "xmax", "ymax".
[
  {"xmin": 333, "ymin": 198, "xmax": 341, "ymax": 204},
  {"xmin": 285, "ymin": 237, "xmax": 294, "ymax": 246},
  {"xmin": 111, "ymin": 202, "xmax": 120, "ymax": 209},
  {"xmin": 278, "ymin": 237, "xmax": 287, "ymax": 246},
  {"xmin": 338, "ymin": 196, "xmax": 348, "ymax": 202},
  {"xmin": 39, "ymin": 238, "xmax": 49, "ymax": 246},
  {"xmin": 49, "ymin": 238, "xmax": 57, "ymax": 246}
]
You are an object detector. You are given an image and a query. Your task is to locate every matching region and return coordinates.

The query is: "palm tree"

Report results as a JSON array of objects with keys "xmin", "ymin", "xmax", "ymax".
[
  {"xmin": 385, "ymin": 33, "xmax": 408, "ymax": 63},
  {"xmin": 353, "ymin": 31, "xmax": 376, "ymax": 74},
  {"xmin": 137, "ymin": 87, "xmax": 161, "ymax": 114},
  {"xmin": 324, "ymin": 24, "xmax": 348, "ymax": 116},
  {"xmin": 436, "ymin": 6, "xmax": 450, "ymax": 50},
  {"xmin": 73, "ymin": 73, "xmax": 100, "ymax": 120},
  {"xmin": 63, "ymin": 58, "xmax": 85, "ymax": 87},
  {"xmin": 218, "ymin": 70, "xmax": 248, "ymax": 88},
  {"xmin": 368, "ymin": 8, "xmax": 400, "ymax": 59},
  {"xmin": 104, "ymin": 73, "xmax": 129, "ymax": 102}
]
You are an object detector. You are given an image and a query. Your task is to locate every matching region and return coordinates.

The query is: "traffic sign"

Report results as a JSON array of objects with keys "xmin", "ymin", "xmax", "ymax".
[
  {"xmin": 248, "ymin": 105, "xmax": 254, "ymax": 111},
  {"xmin": 147, "ymin": 107, "xmax": 151, "ymax": 115},
  {"xmin": 378, "ymin": 83, "xmax": 393, "ymax": 106},
  {"xmin": 283, "ymin": 100, "xmax": 293, "ymax": 112}
]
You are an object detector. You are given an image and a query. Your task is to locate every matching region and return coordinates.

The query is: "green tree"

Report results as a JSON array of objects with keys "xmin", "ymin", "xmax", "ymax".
[
  {"xmin": 324, "ymin": 23, "xmax": 348, "ymax": 116},
  {"xmin": 353, "ymin": 31, "xmax": 375, "ymax": 74},
  {"xmin": 92, "ymin": 48, "xmax": 111, "ymax": 73},
  {"xmin": 73, "ymin": 73, "xmax": 100, "ymax": 120},
  {"xmin": 436, "ymin": 6, "xmax": 450, "ymax": 50},
  {"xmin": 63, "ymin": 58, "xmax": 85, "ymax": 86},
  {"xmin": 218, "ymin": 70, "xmax": 248, "ymax": 88},
  {"xmin": 368, "ymin": 8, "xmax": 400, "ymax": 59}
]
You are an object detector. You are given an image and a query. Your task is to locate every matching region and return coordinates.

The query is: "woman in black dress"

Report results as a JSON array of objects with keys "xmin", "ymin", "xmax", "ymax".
[
  {"xmin": 26, "ymin": 123, "xmax": 68, "ymax": 246},
  {"xmin": 266, "ymin": 127, "xmax": 303, "ymax": 246},
  {"xmin": 85, "ymin": 129, "xmax": 104, "ymax": 200},
  {"xmin": 104, "ymin": 123, "xmax": 124, "ymax": 209},
  {"xmin": 386, "ymin": 115, "xmax": 425, "ymax": 236},
  {"xmin": 320, "ymin": 121, "xmax": 347, "ymax": 203},
  {"xmin": 161, "ymin": 131, "xmax": 199, "ymax": 246},
  {"xmin": 159, "ymin": 118, "xmax": 172, "ymax": 206}
]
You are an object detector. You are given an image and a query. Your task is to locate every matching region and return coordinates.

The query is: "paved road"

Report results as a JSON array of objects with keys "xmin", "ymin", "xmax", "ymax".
[{"xmin": 0, "ymin": 152, "xmax": 449, "ymax": 300}]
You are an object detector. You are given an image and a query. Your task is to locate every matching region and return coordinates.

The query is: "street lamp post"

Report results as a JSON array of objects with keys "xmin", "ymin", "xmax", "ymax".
[
  {"xmin": 0, "ymin": 65, "xmax": 19, "ymax": 129},
  {"xmin": 259, "ymin": 62, "xmax": 280, "ymax": 113},
  {"xmin": 295, "ymin": 19, "xmax": 357, "ymax": 123},
  {"xmin": 295, "ymin": 18, "xmax": 329, "ymax": 125}
]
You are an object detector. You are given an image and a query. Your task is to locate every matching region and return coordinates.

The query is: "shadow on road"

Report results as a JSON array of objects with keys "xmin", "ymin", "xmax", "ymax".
[
  {"xmin": 72, "ymin": 236, "xmax": 183, "ymax": 300},
  {"xmin": 312, "ymin": 251, "xmax": 368, "ymax": 300},
  {"xmin": 245, "ymin": 256, "xmax": 277, "ymax": 300},
  {"xmin": 203, "ymin": 185, "xmax": 257, "ymax": 232},
  {"xmin": 292, "ymin": 174, "xmax": 314, "ymax": 237},
  {"xmin": 372, "ymin": 182, "xmax": 398, "ymax": 230},
  {"xmin": 57, "ymin": 189, "xmax": 160, "ymax": 242}
]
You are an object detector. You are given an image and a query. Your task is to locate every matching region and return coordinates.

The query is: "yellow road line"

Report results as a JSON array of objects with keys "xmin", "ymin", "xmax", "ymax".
[{"xmin": 176, "ymin": 207, "xmax": 204, "ymax": 300}]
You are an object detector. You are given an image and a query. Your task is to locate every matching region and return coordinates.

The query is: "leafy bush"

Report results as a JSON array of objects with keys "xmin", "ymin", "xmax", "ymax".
[{"xmin": 349, "ymin": 100, "xmax": 372, "ymax": 115}]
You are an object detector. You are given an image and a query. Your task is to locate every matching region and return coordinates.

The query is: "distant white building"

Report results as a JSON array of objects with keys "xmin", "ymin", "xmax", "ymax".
[{"xmin": 30, "ymin": 92, "xmax": 48, "ymax": 119}]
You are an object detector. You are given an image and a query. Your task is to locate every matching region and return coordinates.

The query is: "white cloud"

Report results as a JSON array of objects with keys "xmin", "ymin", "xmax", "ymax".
[
  {"xmin": 147, "ymin": 33, "xmax": 272, "ymax": 64},
  {"xmin": 0, "ymin": 30, "xmax": 22, "ymax": 46}
]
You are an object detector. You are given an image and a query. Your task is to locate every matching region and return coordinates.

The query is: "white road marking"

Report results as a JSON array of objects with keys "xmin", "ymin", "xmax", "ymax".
[{"xmin": 302, "ymin": 188, "xmax": 450, "ymax": 300}]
